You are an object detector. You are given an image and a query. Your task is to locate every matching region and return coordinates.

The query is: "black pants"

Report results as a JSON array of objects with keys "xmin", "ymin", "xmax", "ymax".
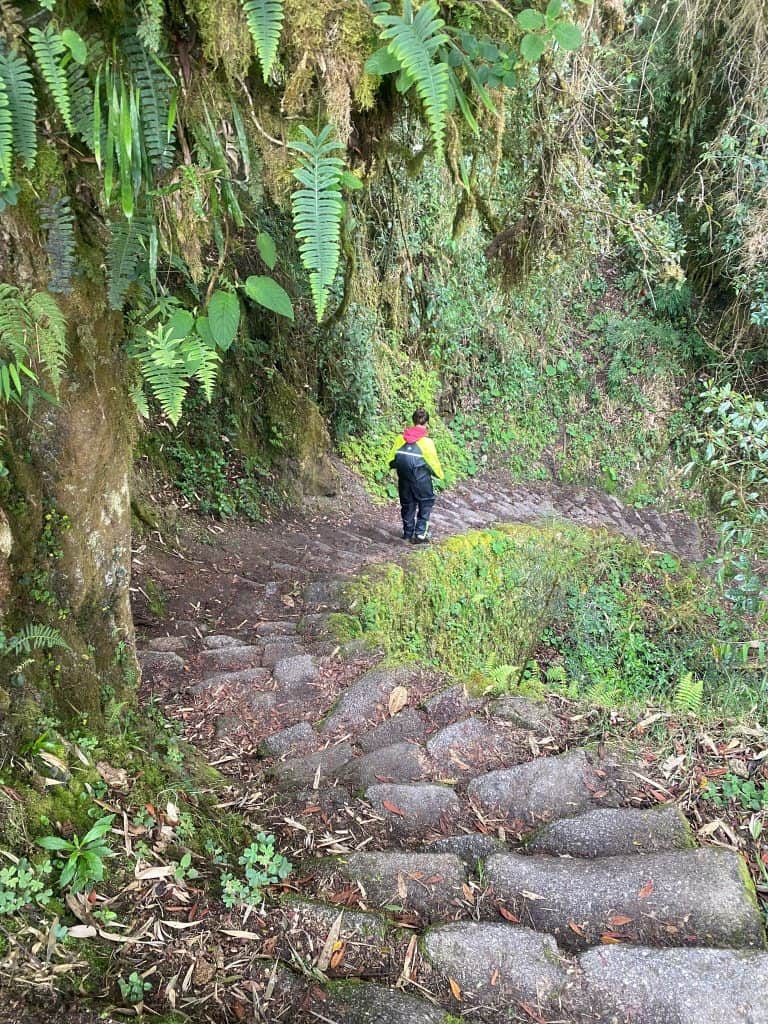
[{"xmin": 398, "ymin": 475, "xmax": 435, "ymax": 538}]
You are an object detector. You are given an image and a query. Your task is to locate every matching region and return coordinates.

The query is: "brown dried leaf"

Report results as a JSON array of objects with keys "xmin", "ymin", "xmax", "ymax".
[
  {"xmin": 609, "ymin": 914, "xmax": 633, "ymax": 927},
  {"xmin": 388, "ymin": 686, "xmax": 409, "ymax": 716},
  {"xmin": 567, "ymin": 920, "xmax": 586, "ymax": 936},
  {"xmin": 449, "ymin": 977, "xmax": 462, "ymax": 1001},
  {"xmin": 382, "ymin": 800, "xmax": 405, "ymax": 817},
  {"xmin": 637, "ymin": 880, "xmax": 655, "ymax": 899},
  {"xmin": 498, "ymin": 906, "xmax": 519, "ymax": 923}
]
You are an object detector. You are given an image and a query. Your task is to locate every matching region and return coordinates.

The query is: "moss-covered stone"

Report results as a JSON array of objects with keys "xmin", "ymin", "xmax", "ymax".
[{"xmin": 263, "ymin": 373, "xmax": 339, "ymax": 497}]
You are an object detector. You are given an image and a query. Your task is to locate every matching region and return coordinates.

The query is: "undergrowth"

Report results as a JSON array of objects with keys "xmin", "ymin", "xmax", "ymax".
[{"xmin": 351, "ymin": 524, "xmax": 768, "ymax": 718}]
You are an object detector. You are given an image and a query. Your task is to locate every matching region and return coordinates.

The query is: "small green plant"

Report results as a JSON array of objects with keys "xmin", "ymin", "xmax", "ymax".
[
  {"xmin": 37, "ymin": 813, "xmax": 115, "ymax": 892},
  {"xmin": 174, "ymin": 851, "xmax": 199, "ymax": 883},
  {"xmin": 219, "ymin": 833, "xmax": 291, "ymax": 908},
  {"xmin": 118, "ymin": 971, "xmax": 153, "ymax": 1004},
  {"xmin": 672, "ymin": 672, "xmax": 704, "ymax": 714},
  {"xmin": 704, "ymin": 774, "xmax": 768, "ymax": 814},
  {"xmin": 0, "ymin": 857, "xmax": 53, "ymax": 915}
]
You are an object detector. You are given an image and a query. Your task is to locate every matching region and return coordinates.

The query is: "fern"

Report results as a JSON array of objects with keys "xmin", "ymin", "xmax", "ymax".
[
  {"xmin": 27, "ymin": 291, "xmax": 68, "ymax": 395},
  {"xmin": 4, "ymin": 623, "xmax": 68, "ymax": 656},
  {"xmin": 107, "ymin": 213, "xmax": 148, "ymax": 310},
  {"xmin": 122, "ymin": 30, "xmax": 176, "ymax": 171},
  {"xmin": 65, "ymin": 58, "xmax": 94, "ymax": 146},
  {"xmin": 131, "ymin": 323, "xmax": 220, "ymax": 424},
  {"xmin": 241, "ymin": 0, "xmax": 284, "ymax": 82},
  {"xmin": 29, "ymin": 26, "xmax": 73, "ymax": 133},
  {"xmin": 673, "ymin": 672, "xmax": 704, "ymax": 714},
  {"xmin": 289, "ymin": 124, "xmax": 346, "ymax": 322},
  {"xmin": 0, "ymin": 283, "xmax": 29, "ymax": 360},
  {"xmin": 0, "ymin": 49, "xmax": 37, "ymax": 170},
  {"xmin": 374, "ymin": 0, "xmax": 450, "ymax": 153},
  {"xmin": 0, "ymin": 68, "xmax": 10, "ymax": 186},
  {"xmin": 137, "ymin": 0, "xmax": 165, "ymax": 53},
  {"xmin": 41, "ymin": 189, "xmax": 76, "ymax": 295}
]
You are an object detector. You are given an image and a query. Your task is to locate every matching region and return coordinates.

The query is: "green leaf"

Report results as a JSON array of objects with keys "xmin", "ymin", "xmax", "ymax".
[
  {"xmin": 241, "ymin": 0, "xmax": 285, "ymax": 81},
  {"xmin": 61, "ymin": 29, "xmax": 87, "ymax": 65},
  {"xmin": 257, "ymin": 231, "xmax": 277, "ymax": 269},
  {"xmin": 553, "ymin": 20, "xmax": 583, "ymax": 49},
  {"xmin": 0, "ymin": 50, "xmax": 38, "ymax": 170},
  {"xmin": 166, "ymin": 309, "xmax": 194, "ymax": 341},
  {"xmin": 207, "ymin": 290, "xmax": 240, "ymax": 351},
  {"xmin": 364, "ymin": 46, "xmax": 401, "ymax": 76},
  {"xmin": 545, "ymin": 0, "xmax": 563, "ymax": 19},
  {"xmin": 59, "ymin": 858, "xmax": 77, "ymax": 889},
  {"xmin": 517, "ymin": 9, "xmax": 545, "ymax": 30},
  {"xmin": 195, "ymin": 316, "xmax": 214, "ymax": 347},
  {"xmin": 80, "ymin": 814, "xmax": 115, "ymax": 846},
  {"xmin": 520, "ymin": 32, "xmax": 548, "ymax": 62},
  {"xmin": 244, "ymin": 276, "xmax": 294, "ymax": 320},
  {"xmin": 340, "ymin": 170, "xmax": 363, "ymax": 190},
  {"xmin": 37, "ymin": 835, "xmax": 73, "ymax": 852}
]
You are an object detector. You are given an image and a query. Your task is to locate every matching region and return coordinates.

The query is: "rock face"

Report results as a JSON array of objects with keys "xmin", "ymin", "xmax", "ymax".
[{"xmin": 527, "ymin": 806, "xmax": 695, "ymax": 857}]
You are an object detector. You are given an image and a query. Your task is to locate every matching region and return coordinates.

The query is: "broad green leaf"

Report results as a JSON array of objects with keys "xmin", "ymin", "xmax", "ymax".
[
  {"xmin": 166, "ymin": 309, "xmax": 194, "ymax": 341},
  {"xmin": 195, "ymin": 315, "xmax": 214, "ymax": 347},
  {"xmin": 553, "ymin": 20, "xmax": 583, "ymax": 49},
  {"xmin": 517, "ymin": 9, "xmax": 545, "ymax": 30},
  {"xmin": 340, "ymin": 170, "xmax": 363, "ymax": 190},
  {"xmin": 364, "ymin": 46, "xmax": 401, "ymax": 76},
  {"xmin": 520, "ymin": 32, "xmax": 548, "ymax": 62},
  {"xmin": 61, "ymin": 29, "xmax": 87, "ymax": 65},
  {"xmin": 545, "ymin": 0, "xmax": 563, "ymax": 19},
  {"xmin": 207, "ymin": 290, "xmax": 240, "ymax": 351},
  {"xmin": 59, "ymin": 858, "xmax": 77, "ymax": 888},
  {"xmin": 80, "ymin": 814, "xmax": 115, "ymax": 846},
  {"xmin": 37, "ymin": 835, "xmax": 73, "ymax": 852},
  {"xmin": 257, "ymin": 231, "xmax": 277, "ymax": 269},
  {"xmin": 244, "ymin": 276, "xmax": 294, "ymax": 320}
]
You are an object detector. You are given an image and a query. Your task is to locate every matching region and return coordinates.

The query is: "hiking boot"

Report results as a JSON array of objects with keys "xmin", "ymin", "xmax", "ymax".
[{"xmin": 411, "ymin": 534, "xmax": 430, "ymax": 545}]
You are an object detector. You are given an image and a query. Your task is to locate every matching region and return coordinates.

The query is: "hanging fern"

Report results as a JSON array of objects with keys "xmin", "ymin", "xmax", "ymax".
[
  {"xmin": 130, "ymin": 322, "xmax": 220, "ymax": 424},
  {"xmin": 0, "ymin": 48, "xmax": 37, "ymax": 171},
  {"xmin": 122, "ymin": 29, "xmax": 176, "ymax": 171},
  {"xmin": 0, "ymin": 283, "xmax": 28, "ymax": 359},
  {"xmin": 107, "ymin": 213, "xmax": 148, "ymax": 310},
  {"xmin": 137, "ymin": 0, "xmax": 165, "ymax": 54},
  {"xmin": 0, "ymin": 69, "xmax": 10, "ymax": 186},
  {"xmin": 373, "ymin": 0, "xmax": 450, "ymax": 153},
  {"xmin": 289, "ymin": 124, "xmax": 346, "ymax": 322},
  {"xmin": 41, "ymin": 189, "xmax": 76, "ymax": 295},
  {"xmin": 27, "ymin": 291, "xmax": 68, "ymax": 395},
  {"xmin": 241, "ymin": 0, "xmax": 284, "ymax": 82},
  {"xmin": 66, "ymin": 58, "xmax": 94, "ymax": 146},
  {"xmin": 29, "ymin": 26, "xmax": 73, "ymax": 133}
]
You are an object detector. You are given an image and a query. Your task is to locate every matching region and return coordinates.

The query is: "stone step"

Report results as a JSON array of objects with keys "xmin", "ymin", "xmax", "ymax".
[
  {"xmin": 428, "ymin": 833, "xmax": 507, "ymax": 868},
  {"xmin": 343, "ymin": 741, "xmax": 428, "ymax": 790},
  {"xmin": 196, "ymin": 645, "xmax": 262, "ymax": 673},
  {"xmin": 357, "ymin": 708, "xmax": 428, "ymax": 753},
  {"xmin": 272, "ymin": 654, "xmax": 319, "ymax": 696},
  {"xmin": 426, "ymin": 716, "xmax": 519, "ymax": 772},
  {"xmin": 201, "ymin": 634, "xmax": 246, "ymax": 649},
  {"xmin": 573, "ymin": 945, "xmax": 768, "ymax": 1024},
  {"xmin": 484, "ymin": 848, "xmax": 765, "ymax": 951},
  {"xmin": 193, "ymin": 666, "xmax": 271, "ymax": 691},
  {"xmin": 423, "ymin": 921, "xmax": 568, "ymax": 1014},
  {"xmin": 259, "ymin": 722, "xmax": 318, "ymax": 758},
  {"xmin": 468, "ymin": 749, "xmax": 624, "ymax": 829},
  {"xmin": 147, "ymin": 635, "xmax": 189, "ymax": 652},
  {"xmin": 138, "ymin": 650, "xmax": 184, "ymax": 680},
  {"xmin": 325, "ymin": 851, "xmax": 468, "ymax": 921},
  {"xmin": 255, "ymin": 620, "xmax": 297, "ymax": 637},
  {"xmin": 320, "ymin": 983, "xmax": 451, "ymax": 1023},
  {"xmin": 365, "ymin": 783, "xmax": 461, "ymax": 839},
  {"xmin": 321, "ymin": 664, "xmax": 420, "ymax": 734},
  {"xmin": 527, "ymin": 805, "xmax": 694, "ymax": 858},
  {"xmin": 272, "ymin": 741, "xmax": 353, "ymax": 789}
]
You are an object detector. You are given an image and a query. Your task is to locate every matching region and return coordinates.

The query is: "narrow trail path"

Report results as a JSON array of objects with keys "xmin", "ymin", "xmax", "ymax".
[{"xmin": 136, "ymin": 471, "xmax": 768, "ymax": 1023}]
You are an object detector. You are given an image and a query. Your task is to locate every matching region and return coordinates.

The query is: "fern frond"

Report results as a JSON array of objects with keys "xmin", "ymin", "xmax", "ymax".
[
  {"xmin": 137, "ymin": 0, "xmax": 165, "ymax": 53},
  {"xmin": 41, "ymin": 189, "xmax": 76, "ymax": 295},
  {"xmin": 184, "ymin": 339, "xmax": 220, "ymax": 402},
  {"xmin": 65, "ymin": 58, "xmax": 93, "ymax": 146},
  {"xmin": 673, "ymin": 672, "xmax": 704, "ymax": 714},
  {"xmin": 0, "ymin": 283, "xmax": 30, "ymax": 360},
  {"xmin": 375, "ymin": 0, "xmax": 450, "ymax": 153},
  {"xmin": 131, "ymin": 324, "xmax": 189, "ymax": 424},
  {"xmin": 289, "ymin": 124, "xmax": 346, "ymax": 322},
  {"xmin": 0, "ymin": 49, "xmax": 37, "ymax": 169},
  {"xmin": 107, "ymin": 213, "xmax": 148, "ymax": 309},
  {"xmin": 0, "ymin": 69, "xmax": 11, "ymax": 186},
  {"xmin": 241, "ymin": 0, "xmax": 284, "ymax": 82},
  {"xmin": 6, "ymin": 622, "xmax": 68, "ymax": 656},
  {"xmin": 122, "ymin": 30, "xmax": 176, "ymax": 171},
  {"xmin": 129, "ymin": 379, "xmax": 150, "ymax": 419},
  {"xmin": 27, "ymin": 291, "xmax": 68, "ymax": 395},
  {"xmin": 29, "ymin": 26, "xmax": 73, "ymax": 133}
]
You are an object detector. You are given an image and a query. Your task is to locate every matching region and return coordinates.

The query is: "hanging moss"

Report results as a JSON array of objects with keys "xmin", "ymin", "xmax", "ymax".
[{"xmin": 186, "ymin": 0, "xmax": 253, "ymax": 83}]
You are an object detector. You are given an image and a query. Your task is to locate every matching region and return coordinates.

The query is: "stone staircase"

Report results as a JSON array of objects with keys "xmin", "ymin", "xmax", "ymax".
[{"xmin": 138, "ymin": 475, "xmax": 767, "ymax": 1023}]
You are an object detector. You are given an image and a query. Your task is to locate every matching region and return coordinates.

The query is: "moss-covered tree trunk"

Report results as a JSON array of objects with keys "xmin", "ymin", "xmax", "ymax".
[{"xmin": 0, "ymin": 216, "xmax": 136, "ymax": 746}]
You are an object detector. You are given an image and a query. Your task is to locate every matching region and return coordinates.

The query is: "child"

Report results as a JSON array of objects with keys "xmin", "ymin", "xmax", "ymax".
[{"xmin": 388, "ymin": 408, "xmax": 444, "ymax": 543}]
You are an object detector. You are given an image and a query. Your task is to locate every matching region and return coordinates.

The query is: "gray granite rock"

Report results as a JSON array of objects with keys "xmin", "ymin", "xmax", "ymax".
[
  {"xmin": 259, "ymin": 722, "xmax": 318, "ymax": 758},
  {"xmin": 201, "ymin": 635, "xmax": 247, "ymax": 649},
  {"xmin": 468, "ymin": 749, "xmax": 602, "ymax": 826},
  {"xmin": 337, "ymin": 852, "xmax": 466, "ymax": 920},
  {"xmin": 255, "ymin": 620, "xmax": 297, "ymax": 637},
  {"xmin": 273, "ymin": 742, "xmax": 353, "ymax": 789},
  {"xmin": 490, "ymin": 695, "xmax": 555, "ymax": 731},
  {"xmin": 424, "ymin": 684, "xmax": 484, "ymax": 723},
  {"xmin": 344, "ymin": 742, "xmax": 426, "ymax": 790},
  {"xmin": 261, "ymin": 641, "xmax": 306, "ymax": 667},
  {"xmin": 485, "ymin": 848, "xmax": 766, "ymax": 951},
  {"xmin": 138, "ymin": 650, "xmax": 184, "ymax": 679},
  {"xmin": 428, "ymin": 833, "xmax": 507, "ymax": 868},
  {"xmin": 272, "ymin": 654, "xmax": 318, "ymax": 694},
  {"xmin": 322, "ymin": 982, "xmax": 450, "ymax": 1023},
  {"xmin": 196, "ymin": 645, "xmax": 262, "ymax": 673},
  {"xmin": 528, "ymin": 806, "xmax": 694, "ymax": 858},
  {"xmin": 147, "ymin": 635, "xmax": 189, "ymax": 653},
  {"xmin": 575, "ymin": 946, "xmax": 768, "ymax": 1024},
  {"xmin": 194, "ymin": 667, "xmax": 271, "ymax": 691},
  {"xmin": 304, "ymin": 577, "xmax": 348, "ymax": 609},
  {"xmin": 321, "ymin": 665, "xmax": 419, "ymax": 734},
  {"xmin": 423, "ymin": 921, "xmax": 567, "ymax": 1009},
  {"xmin": 366, "ymin": 784, "xmax": 460, "ymax": 838},
  {"xmin": 426, "ymin": 717, "xmax": 514, "ymax": 766},
  {"xmin": 357, "ymin": 708, "xmax": 428, "ymax": 753}
]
